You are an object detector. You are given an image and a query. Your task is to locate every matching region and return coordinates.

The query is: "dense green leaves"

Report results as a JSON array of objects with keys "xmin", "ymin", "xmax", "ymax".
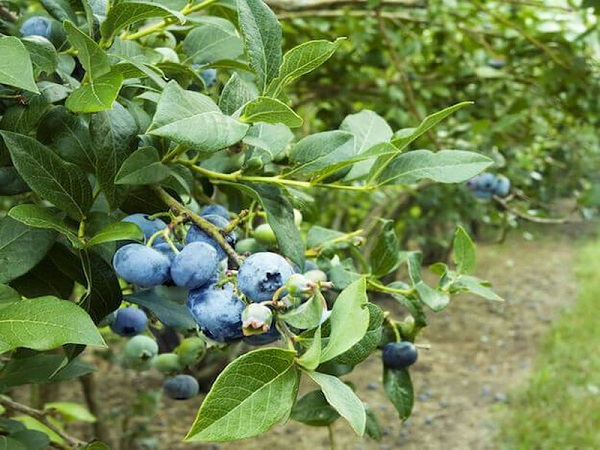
[
  {"xmin": 79, "ymin": 251, "xmax": 122, "ymax": 324},
  {"xmin": 64, "ymin": 21, "xmax": 110, "ymax": 80},
  {"xmin": 126, "ymin": 287, "xmax": 196, "ymax": 330},
  {"xmin": 186, "ymin": 348, "xmax": 299, "ymax": 442},
  {"xmin": 0, "ymin": 216, "xmax": 56, "ymax": 284},
  {"xmin": 65, "ymin": 70, "xmax": 124, "ymax": 113},
  {"xmin": 0, "ymin": 296, "xmax": 105, "ymax": 353},
  {"xmin": 182, "ymin": 17, "xmax": 244, "ymax": 65},
  {"xmin": 237, "ymin": 0, "xmax": 282, "ymax": 92},
  {"xmin": 1, "ymin": 131, "xmax": 93, "ymax": 219},
  {"xmin": 86, "ymin": 222, "xmax": 144, "ymax": 246},
  {"xmin": 8, "ymin": 205, "xmax": 79, "ymax": 247},
  {"xmin": 0, "ymin": 37, "xmax": 39, "ymax": 93},
  {"xmin": 290, "ymin": 389, "xmax": 339, "ymax": 426}
]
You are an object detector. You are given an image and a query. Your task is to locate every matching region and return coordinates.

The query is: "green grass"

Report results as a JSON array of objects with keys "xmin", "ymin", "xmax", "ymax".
[{"xmin": 496, "ymin": 236, "xmax": 600, "ymax": 449}]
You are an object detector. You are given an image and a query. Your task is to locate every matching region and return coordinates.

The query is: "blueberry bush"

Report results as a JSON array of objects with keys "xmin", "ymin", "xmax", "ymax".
[{"xmin": 0, "ymin": 0, "xmax": 506, "ymax": 447}]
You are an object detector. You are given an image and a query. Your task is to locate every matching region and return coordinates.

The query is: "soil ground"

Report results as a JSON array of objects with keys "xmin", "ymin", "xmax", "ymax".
[{"xmin": 36, "ymin": 221, "xmax": 595, "ymax": 450}]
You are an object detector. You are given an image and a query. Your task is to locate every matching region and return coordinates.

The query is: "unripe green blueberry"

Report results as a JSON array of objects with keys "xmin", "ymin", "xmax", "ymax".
[
  {"xmin": 285, "ymin": 273, "xmax": 316, "ymax": 300},
  {"xmin": 253, "ymin": 223, "xmax": 277, "ymax": 246},
  {"xmin": 155, "ymin": 47, "xmax": 179, "ymax": 63},
  {"xmin": 175, "ymin": 337, "xmax": 207, "ymax": 366},
  {"xmin": 241, "ymin": 303, "xmax": 274, "ymax": 336},
  {"xmin": 235, "ymin": 238, "xmax": 266, "ymax": 255},
  {"xmin": 151, "ymin": 353, "xmax": 184, "ymax": 373},
  {"xmin": 303, "ymin": 269, "xmax": 328, "ymax": 284},
  {"xmin": 122, "ymin": 335, "xmax": 159, "ymax": 370}
]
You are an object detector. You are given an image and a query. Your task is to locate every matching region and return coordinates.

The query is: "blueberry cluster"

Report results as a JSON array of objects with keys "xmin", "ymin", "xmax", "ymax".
[{"xmin": 466, "ymin": 173, "xmax": 511, "ymax": 199}]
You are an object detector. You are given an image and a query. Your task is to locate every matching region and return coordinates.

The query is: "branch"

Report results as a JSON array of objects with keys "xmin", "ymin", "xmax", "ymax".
[
  {"xmin": 267, "ymin": 0, "xmax": 426, "ymax": 10},
  {"xmin": 0, "ymin": 396, "xmax": 86, "ymax": 449},
  {"xmin": 493, "ymin": 195, "xmax": 574, "ymax": 224},
  {"xmin": 277, "ymin": 9, "xmax": 426, "ymax": 21},
  {"xmin": 0, "ymin": 6, "xmax": 17, "ymax": 22},
  {"xmin": 151, "ymin": 185, "xmax": 243, "ymax": 267}
]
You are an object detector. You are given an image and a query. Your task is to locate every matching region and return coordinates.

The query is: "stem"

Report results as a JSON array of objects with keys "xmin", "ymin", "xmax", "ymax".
[
  {"xmin": 367, "ymin": 279, "xmax": 414, "ymax": 296},
  {"xmin": 177, "ymin": 159, "xmax": 375, "ymax": 192},
  {"xmin": 79, "ymin": 373, "xmax": 112, "ymax": 445},
  {"xmin": 151, "ymin": 186, "xmax": 243, "ymax": 266},
  {"xmin": 121, "ymin": 0, "xmax": 219, "ymax": 41},
  {"xmin": 328, "ymin": 424, "xmax": 336, "ymax": 450},
  {"xmin": 493, "ymin": 195, "xmax": 573, "ymax": 224},
  {"xmin": 0, "ymin": 396, "xmax": 86, "ymax": 449}
]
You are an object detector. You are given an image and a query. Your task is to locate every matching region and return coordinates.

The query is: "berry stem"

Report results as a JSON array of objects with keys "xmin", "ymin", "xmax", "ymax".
[{"xmin": 151, "ymin": 186, "xmax": 243, "ymax": 267}]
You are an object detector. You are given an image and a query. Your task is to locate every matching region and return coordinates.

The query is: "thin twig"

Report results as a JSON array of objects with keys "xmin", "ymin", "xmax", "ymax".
[
  {"xmin": 277, "ymin": 9, "xmax": 426, "ymax": 22},
  {"xmin": 493, "ymin": 196, "xmax": 574, "ymax": 224},
  {"xmin": 151, "ymin": 186, "xmax": 243, "ymax": 267},
  {"xmin": 267, "ymin": 0, "xmax": 425, "ymax": 9},
  {"xmin": 0, "ymin": 396, "xmax": 86, "ymax": 449}
]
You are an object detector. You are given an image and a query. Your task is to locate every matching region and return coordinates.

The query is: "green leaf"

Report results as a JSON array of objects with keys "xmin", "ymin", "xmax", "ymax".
[
  {"xmin": 340, "ymin": 110, "xmax": 394, "ymax": 180},
  {"xmin": 79, "ymin": 250, "xmax": 122, "ymax": 324},
  {"xmin": 185, "ymin": 348, "xmax": 299, "ymax": 442},
  {"xmin": 0, "ymin": 216, "xmax": 56, "ymax": 284},
  {"xmin": 453, "ymin": 226, "xmax": 476, "ymax": 274},
  {"xmin": 370, "ymin": 102, "xmax": 473, "ymax": 181},
  {"xmin": 296, "ymin": 326, "xmax": 322, "ymax": 371},
  {"xmin": 383, "ymin": 368, "xmax": 414, "ymax": 421},
  {"xmin": 287, "ymin": 130, "xmax": 355, "ymax": 178},
  {"xmin": 63, "ymin": 21, "xmax": 110, "ymax": 80},
  {"xmin": 280, "ymin": 293, "xmax": 324, "ymax": 330},
  {"xmin": 0, "ymin": 436, "xmax": 28, "ymax": 450},
  {"xmin": 387, "ymin": 282, "xmax": 427, "ymax": 329},
  {"xmin": 266, "ymin": 38, "xmax": 344, "ymax": 97},
  {"xmin": 21, "ymin": 36, "xmax": 58, "ymax": 76},
  {"xmin": 0, "ymin": 356, "xmax": 95, "ymax": 390},
  {"xmin": 182, "ymin": 17, "xmax": 244, "ymax": 65},
  {"xmin": 115, "ymin": 147, "xmax": 170, "ymax": 185},
  {"xmin": 320, "ymin": 278, "xmax": 369, "ymax": 363},
  {"xmin": 8, "ymin": 429, "xmax": 50, "ymax": 450},
  {"xmin": 219, "ymin": 72, "xmax": 259, "ymax": 116},
  {"xmin": 240, "ymin": 97, "xmax": 303, "ymax": 127},
  {"xmin": 125, "ymin": 286, "xmax": 196, "ymax": 330},
  {"xmin": 392, "ymin": 102, "xmax": 473, "ymax": 150},
  {"xmin": 8, "ymin": 205, "xmax": 79, "ymax": 247},
  {"xmin": 242, "ymin": 122, "xmax": 293, "ymax": 166},
  {"xmin": 415, "ymin": 282, "xmax": 449, "ymax": 312},
  {"xmin": 241, "ymin": 183, "xmax": 305, "ymax": 270},
  {"xmin": 37, "ymin": 106, "xmax": 95, "ymax": 172},
  {"xmin": 236, "ymin": 0, "xmax": 282, "ymax": 92},
  {"xmin": 86, "ymin": 222, "xmax": 144, "ymax": 246},
  {"xmin": 364, "ymin": 405, "xmax": 383, "ymax": 441},
  {"xmin": 290, "ymin": 389, "xmax": 339, "ymax": 426},
  {"xmin": 0, "ymin": 296, "xmax": 105, "ymax": 353},
  {"xmin": 149, "ymin": 82, "xmax": 248, "ymax": 152},
  {"xmin": 0, "ymin": 285, "xmax": 20, "ymax": 309},
  {"xmin": 10, "ymin": 254, "xmax": 75, "ymax": 301},
  {"xmin": 149, "ymin": 81, "xmax": 219, "ymax": 129},
  {"xmin": 90, "ymin": 102, "xmax": 138, "ymax": 208},
  {"xmin": 370, "ymin": 219, "xmax": 400, "ymax": 277},
  {"xmin": 306, "ymin": 226, "xmax": 345, "ymax": 248},
  {"xmin": 65, "ymin": 70, "xmax": 124, "ymax": 113},
  {"xmin": 370, "ymin": 149, "xmax": 493, "ymax": 187},
  {"xmin": 0, "ymin": 37, "xmax": 39, "ymax": 93},
  {"xmin": 44, "ymin": 402, "xmax": 96, "ymax": 423},
  {"xmin": 1, "ymin": 131, "xmax": 93, "ymax": 219},
  {"xmin": 41, "ymin": 0, "xmax": 78, "ymax": 22},
  {"xmin": 332, "ymin": 303, "xmax": 384, "ymax": 367},
  {"xmin": 404, "ymin": 251, "xmax": 422, "ymax": 284},
  {"xmin": 307, "ymin": 371, "xmax": 366, "ymax": 436},
  {"xmin": 452, "ymin": 275, "xmax": 504, "ymax": 302},
  {"xmin": 101, "ymin": 1, "xmax": 182, "ymax": 40}
]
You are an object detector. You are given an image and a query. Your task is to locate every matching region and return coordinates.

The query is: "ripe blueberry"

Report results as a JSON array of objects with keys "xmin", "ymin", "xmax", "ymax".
[
  {"xmin": 200, "ymin": 204, "xmax": 230, "ymax": 219},
  {"xmin": 20, "ymin": 17, "xmax": 52, "ymax": 39},
  {"xmin": 112, "ymin": 243, "xmax": 171, "ymax": 288},
  {"xmin": 187, "ymin": 283, "xmax": 245, "ymax": 342},
  {"xmin": 110, "ymin": 307, "xmax": 148, "ymax": 337},
  {"xmin": 237, "ymin": 252, "xmax": 295, "ymax": 302},
  {"xmin": 382, "ymin": 342, "xmax": 418, "ymax": 370},
  {"xmin": 199, "ymin": 68, "xmax": 217, "ymax": 88},
  {"xmin": 494, "ymin": 175, "xmax": 511, "ymax": 197},
  {"xmin": 171, "ymin": 242, "xmax": 219, "ymax": 289},
  {"xmin": 163, "ymin": 374, "xmax": 199, "ymax": 400}
]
